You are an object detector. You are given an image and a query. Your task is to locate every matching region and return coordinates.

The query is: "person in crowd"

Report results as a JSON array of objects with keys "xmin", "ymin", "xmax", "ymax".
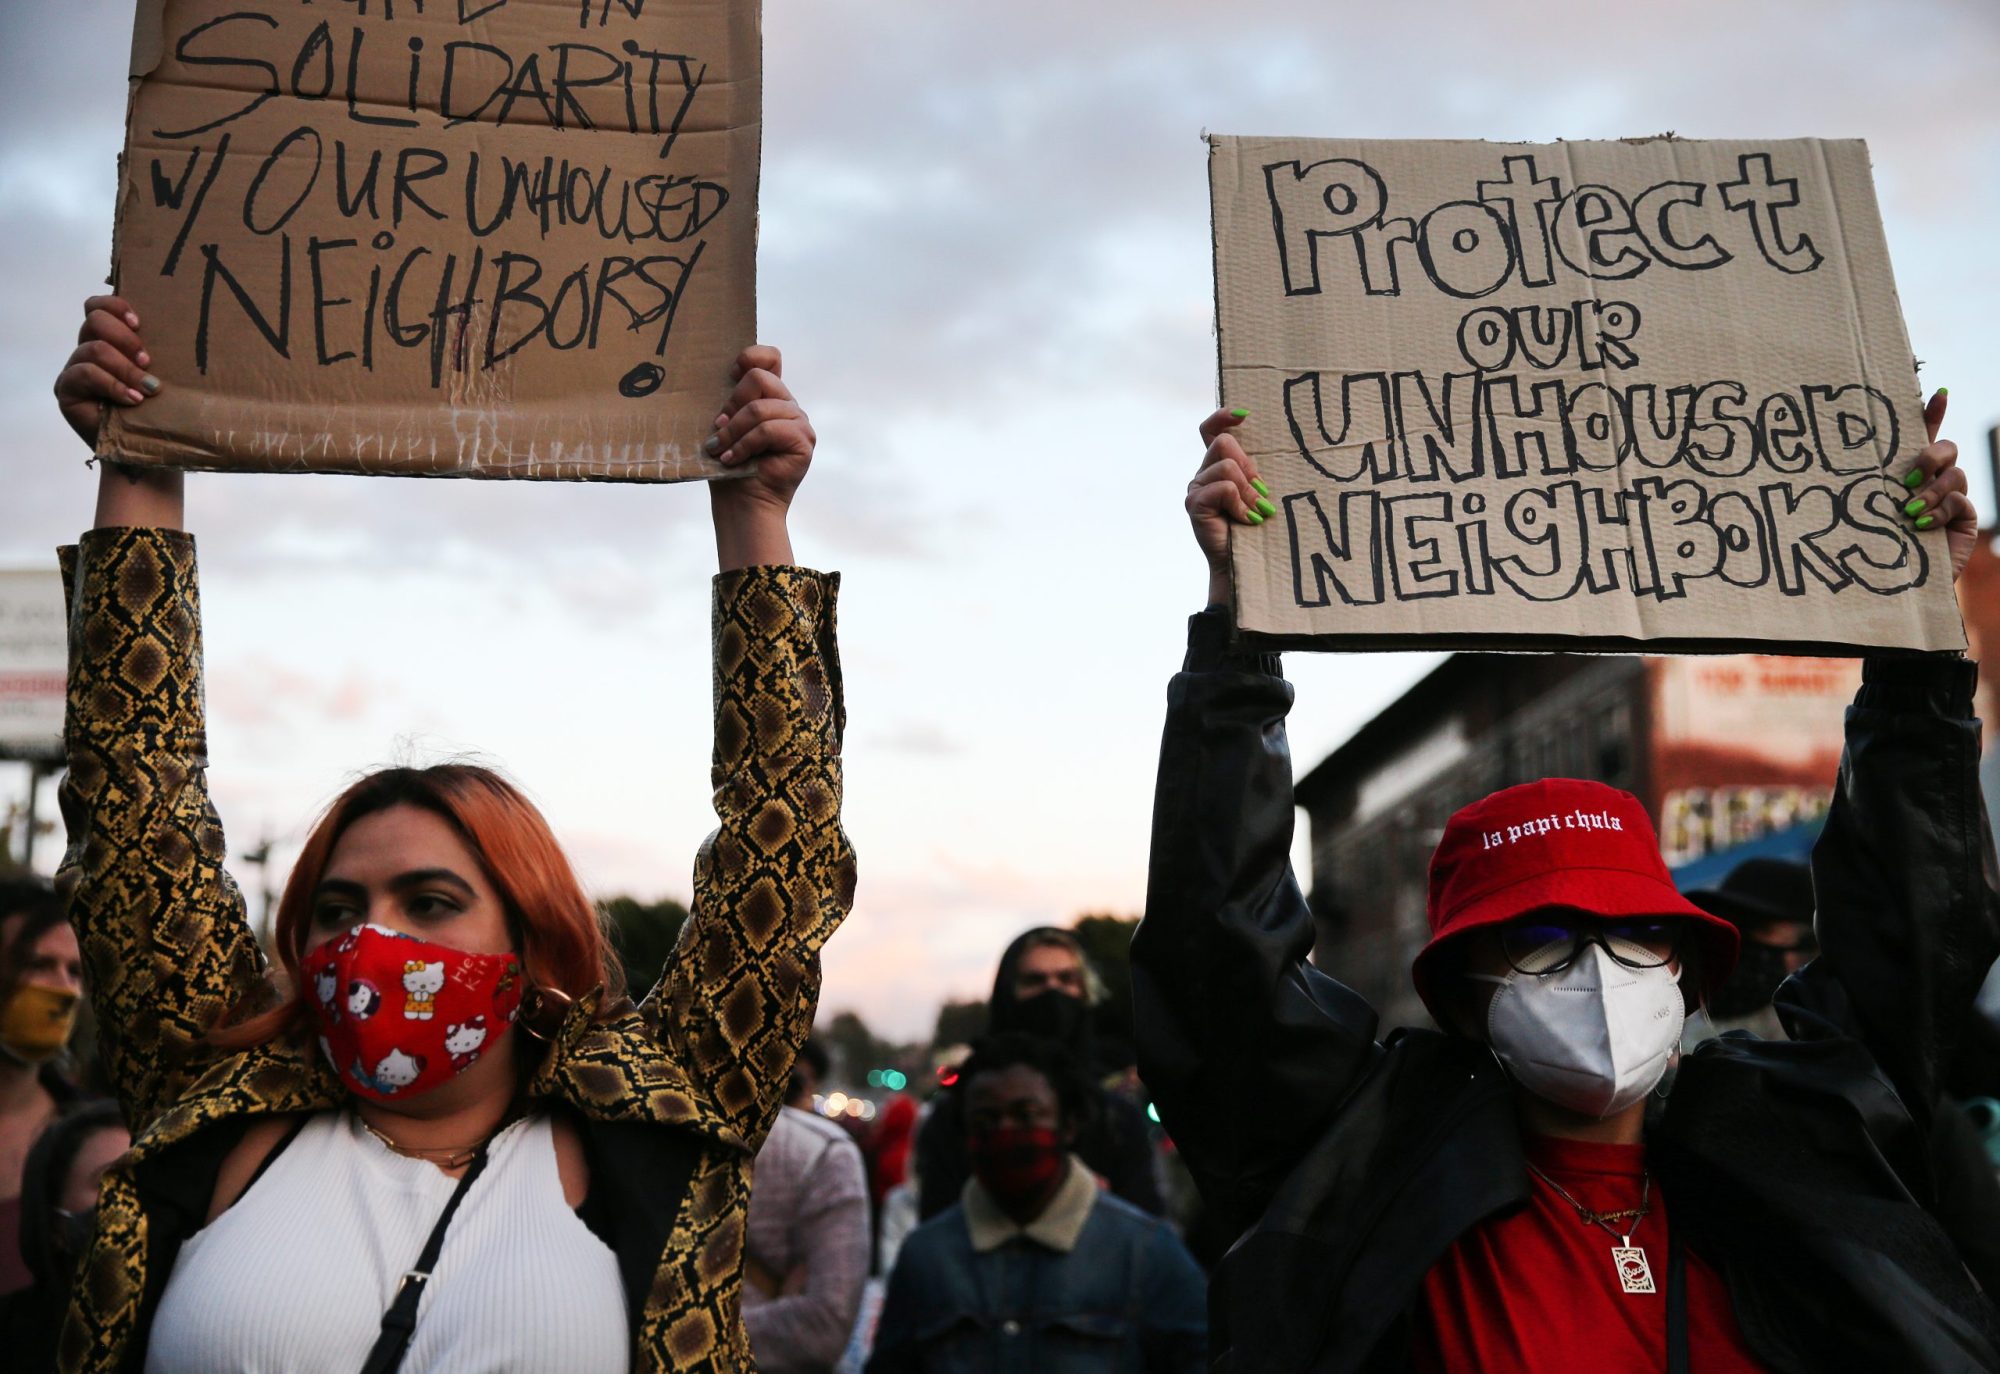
[
  {"xmin": 872, "ymin": 1096, "xmax": 924, "ymax": 1278},
  {"xmin": 745, "ymin": 1037, "xmax": 871, "ymax": 1372},
  {"xmin": 1691, "ymin": 853, "xmax": 2000, "ymax": 1297},
  {"xmin": 49, "ymin": 296, "xmax": 855, "ymax": 1372},
  {"xmin": 1959, "ymin": 967, "xmax": 2000, "ymax": 1175},
  {"xmin": 862, "ymin": 1085, "xmax": 918, "ymax": 1262},
  {"xmin": 867, "ymin": 1093, "xmax": 918, "ymax": 1216},
  {"xmin": 1133, "ymin": 394, "xmax": 2000, "ymax": 1371},
  {"xmin": 915, "ymin": 928, "xmax": 1161, "ymax": 1219},
  {"xmin": 1685, "ymin": 857, "xmax": 1818, "ymax": 1041},
  {"xmin": 868, "ymin": 1033, "xmax": 1206, "ymax": 1373},
  {"xmin": 0, "ymin": 1100, "xmax": 128, "ymax": 1371},
  {"xmin": 791, "ymin": 1035, "xmax": 832, "ymax": 1108},
  {"xmin": 0, "ymin": 875, "xmax": 84, "ymax": 1296}
]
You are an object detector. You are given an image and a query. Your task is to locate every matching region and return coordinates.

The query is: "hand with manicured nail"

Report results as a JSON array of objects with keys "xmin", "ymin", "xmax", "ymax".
[
  {"xmin": 56, "ymin": 293, "xmax": 184, "ymax": 531},
  {"xmin": 1899, "ymin": 389, "xmax": 1979, "ymax": 585},
  {"xmin": 1187, "ymin": 407, "xmax": 1268, "ymax": 607},
  {"xmin": 707, "ymin": 345, "xmax": 816, "ymax": 571},
  {"xmin": 56, "ymin": 294, "xmax": 161, "ymax": 451}
]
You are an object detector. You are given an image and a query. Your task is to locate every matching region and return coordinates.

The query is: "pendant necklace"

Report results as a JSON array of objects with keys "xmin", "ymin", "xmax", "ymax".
[
  {"xmin": 1525, "ymin": 1161, "xmax": 1656, "ymax": 1295},
  {"xmin": 361, "ymin": 1118, "xmax": 492, "ymax": 1171}
]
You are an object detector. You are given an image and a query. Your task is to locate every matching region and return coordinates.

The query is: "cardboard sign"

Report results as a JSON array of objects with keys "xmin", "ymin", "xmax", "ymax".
[
  {"xmin": 103, "ymin": 0, "xmax": 760, "ymax": 481},
  {"xmin": 1210, "ymin": 136, "xmax": 1966, "ymax": 654}
]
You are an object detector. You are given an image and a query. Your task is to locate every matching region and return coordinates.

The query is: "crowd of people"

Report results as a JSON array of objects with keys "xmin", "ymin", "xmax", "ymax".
[{"xmin": 1, "ymin": 292, "xmax": 1992, "ymax": 1373}]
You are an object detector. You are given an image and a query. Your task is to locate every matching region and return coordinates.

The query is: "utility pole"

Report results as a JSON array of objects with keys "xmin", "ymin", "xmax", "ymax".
[
  {"xmin": 1986, "ymin": 425, "xmax": 1999, "ymax": 530},
  {"xmin": 243, "ymin": 836, "xmax": 278, "ymax": 948},
  {"xmin": 17, "ymin": 761, "xmax": 53, "ymax": 870}
]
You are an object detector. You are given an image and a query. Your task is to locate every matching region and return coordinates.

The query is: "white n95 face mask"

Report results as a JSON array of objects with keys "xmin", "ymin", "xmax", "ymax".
[{"xmin": 1470, "ymin": 939, "xmax": 1685, "ymax": 1119}]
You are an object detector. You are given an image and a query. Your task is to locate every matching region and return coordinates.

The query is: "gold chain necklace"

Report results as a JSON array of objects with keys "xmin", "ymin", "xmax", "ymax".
[
  {"xmin": 361, "ymin": 1118, "xmax": 492, "ymax": 1171},
  {"xmin": 1525, "ymin": 1161, "xmax": 1657, "ymax": 1295}
]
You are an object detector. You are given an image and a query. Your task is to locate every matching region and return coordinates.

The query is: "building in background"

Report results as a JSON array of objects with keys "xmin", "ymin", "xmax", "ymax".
[
  {"xmin": 1964, "ymin": 427, "xmax": 2000, "ymax": 849},
  {"xmin": 1295, "ymin": 652, "xmax": 1859, "ymax": 1030},
  {"xmin": 0, "ymin": 569, "xmax": 65, "ymax": 870},
  {"xmin": 1297, "ymin": 435, "xmax": 2000, "ymax": 1030}
]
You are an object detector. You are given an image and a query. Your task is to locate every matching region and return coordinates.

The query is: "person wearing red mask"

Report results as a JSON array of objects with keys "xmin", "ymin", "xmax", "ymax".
[
  {"xmin": 1133, "ymin": 396, "xmax": 2000, "ymax": 1372},
  {"xmin": 915, "ymin": 928, "xmax": 1164, "ymax": 1222},
  {"xmin": 867, "ymin": 1034, "xmax": 1205, "ymax": 1373},
  {"xmin": 49, "ymin": 297, "xmax": 855, "ymax": 1372}
]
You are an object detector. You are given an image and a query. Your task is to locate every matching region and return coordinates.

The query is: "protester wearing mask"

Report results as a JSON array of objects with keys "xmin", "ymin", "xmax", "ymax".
[
  {"xmin": 1695, "ymin": 851, "xmax": 2000, "ymax": 1334},
  {"xmin": 1685, "ymin": 858, "xmax": 1818, "ymax": 1041},
  {"xmin": 0, "ymin": 1100, "xmax": 128, "ymax": 1372},
  {"xmin": 1134, "ymin": 395, "xmax": 2000, "ymax": 1371},
  {"xmin": 0, "ymin": 876, "xmax": 84, "ymax": 1297},
  {"xmin": 868, "ymin": 1034, "xmax": 1205, "ymax": 1374},
  {"xmin": 916, "ymin": 929, "xmax": 1163, "ymax": 1220},
  {"xmin": 51, "ymin": 299, "xmax": 855, "ymax": 1372}
]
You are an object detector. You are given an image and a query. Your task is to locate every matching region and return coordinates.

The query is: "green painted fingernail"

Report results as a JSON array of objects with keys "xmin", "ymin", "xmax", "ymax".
[
  {"xmin": 1904, "ymin": 497, "xmax": 1926, "ymax": 516},
  {"xmin": 1255, "ymin": 496, "xmax": 1276, "ymax": 517},
  {"xmin": 1251, "ymin": 478, "xmax": 1270, "ymax": 497},
  {"xmin": 1902, "ymin": 469, "xmax": 1924, "ymax": 488},
  {"xmin": 1937, "ymin": 386, "xmax": 1949, "ymax": 397},
  {"xmin": 1916, "ymin": 515, "xmax": 1935, "ymax": 530},
  {"xmin": 1244, "ymin": 509, "xmax": 1264, "ymax": 526},
  {"xmin": 140, "ymin": 375, "xmax": 161, "ymax": 395},
  {"xmin": 1229, "ymin": 407, "xmax": 1249, "ymax": 419}
]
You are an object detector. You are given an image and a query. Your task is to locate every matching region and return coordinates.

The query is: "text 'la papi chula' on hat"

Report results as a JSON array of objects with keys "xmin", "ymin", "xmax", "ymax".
[{"xmin": 1411, "ymin": 778, "xmax": 1740, "ymax": 1023}]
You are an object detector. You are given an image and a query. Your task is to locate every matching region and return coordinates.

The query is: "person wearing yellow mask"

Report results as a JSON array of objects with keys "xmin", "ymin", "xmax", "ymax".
[{"xmin": 0, "ymin": 875, "xmax": 84, "ymax": 1298}]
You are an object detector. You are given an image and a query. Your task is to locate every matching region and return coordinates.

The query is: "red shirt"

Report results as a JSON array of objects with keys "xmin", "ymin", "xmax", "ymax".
[{"xmin": 1413, "ymin": 1135, "xmax": 1769, "ymax": 1374}]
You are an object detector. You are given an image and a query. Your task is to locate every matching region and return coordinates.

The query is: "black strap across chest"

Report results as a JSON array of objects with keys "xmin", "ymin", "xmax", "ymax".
[
  {"xmin": 239, "ymin": 1114, "xmax": 311, "ymax": 1198},
  {"xmin": 358, "ymin": 1147, "xmax": 491, "ymax": 1374},
  {"xmin": 1667, "ymin": 1222, "xmax": 1689, "ymax": 1374}
]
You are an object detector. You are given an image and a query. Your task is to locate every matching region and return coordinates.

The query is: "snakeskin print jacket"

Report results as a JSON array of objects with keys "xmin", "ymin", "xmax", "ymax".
[{"xmin": 53, "ymin": 527, "xmax": 855, "ymax": 1372}]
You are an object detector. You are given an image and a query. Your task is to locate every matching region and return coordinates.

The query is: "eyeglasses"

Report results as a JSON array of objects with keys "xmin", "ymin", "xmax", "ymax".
[{"xmin": 1498, "ymin": 919, "xmax": 1684, "ymax": 976}]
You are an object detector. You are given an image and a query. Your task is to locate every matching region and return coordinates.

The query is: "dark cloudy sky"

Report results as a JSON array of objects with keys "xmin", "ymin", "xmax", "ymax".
[{"xmin": 3, "ymin": 0, "xmax": 1995, "ymax": 1036}]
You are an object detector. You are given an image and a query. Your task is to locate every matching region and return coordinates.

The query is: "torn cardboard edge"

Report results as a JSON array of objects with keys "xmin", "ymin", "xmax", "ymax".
[
  {"xmin": 129, "ymin": 0, "xmax": 165, "ymax": 78},
  {"xmin": 1224, "ymin": 617, "xmax": 1966, "ymax": 660}
]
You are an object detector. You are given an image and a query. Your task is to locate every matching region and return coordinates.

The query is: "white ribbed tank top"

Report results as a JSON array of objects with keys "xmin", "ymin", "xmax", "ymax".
[{"xmin": 145, "ymin": 1111, "xmax": 628, "ymax": 1374}]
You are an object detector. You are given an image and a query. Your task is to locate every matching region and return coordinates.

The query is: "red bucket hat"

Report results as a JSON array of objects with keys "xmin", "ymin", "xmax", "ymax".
[{"xmin": 1411, "ymin": 778, "xmax": 1740, "ymax": 1023}]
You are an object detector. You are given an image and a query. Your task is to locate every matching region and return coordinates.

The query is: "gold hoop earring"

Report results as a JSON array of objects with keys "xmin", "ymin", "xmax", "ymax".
[{"xmin": 516, "ymin": 983, "xmax": 576, "ymax": 1042}]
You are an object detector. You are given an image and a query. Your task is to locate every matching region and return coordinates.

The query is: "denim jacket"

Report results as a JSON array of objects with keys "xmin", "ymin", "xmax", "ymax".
[{"xmin": 868, "ymin": 1158, "xmax": 1206, "ymax": 1374}]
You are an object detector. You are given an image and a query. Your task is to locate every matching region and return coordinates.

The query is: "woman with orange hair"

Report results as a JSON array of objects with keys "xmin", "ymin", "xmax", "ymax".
[{"xmin": 49, "ymin": 295, "xmax": 855, "ymax": 1373}]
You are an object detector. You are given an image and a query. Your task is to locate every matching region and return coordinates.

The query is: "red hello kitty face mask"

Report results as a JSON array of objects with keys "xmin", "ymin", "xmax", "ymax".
[{"xmin": 301, "ymin": 924, "xmax": 526, "ymax": 1103}]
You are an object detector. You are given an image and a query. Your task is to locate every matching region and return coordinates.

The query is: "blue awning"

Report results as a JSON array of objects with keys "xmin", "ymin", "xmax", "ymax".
[{"xmin": 1668, "ymin": 818, "xmax": 1826, "ymax": 891}]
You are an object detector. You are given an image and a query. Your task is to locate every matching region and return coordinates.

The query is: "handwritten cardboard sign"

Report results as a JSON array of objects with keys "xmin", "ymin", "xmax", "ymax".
[
  {"xmin": 103, "ymin": 0, "xmax": 760, "ymax": 481},
  {"xmin": 1210, "ymin": 136, "xmax": 1966, "ymax": 654}
]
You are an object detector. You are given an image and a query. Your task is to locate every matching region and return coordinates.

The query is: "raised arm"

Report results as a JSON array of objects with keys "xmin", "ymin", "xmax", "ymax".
[
  {"xmin": 52, "ymin": 296, "xmax": 271, "ymax": 1133},
  {"xmin": 642, "ymin": 348, "xmax": 857, "ymax": 1151},
  {"xmin": 1783, "ymin": 654, "xmax": 1998, "ymax": 1113},
  {"xmin": 1779, "ymin": 394, "xmax": 1995, "ymax": 1120},
  {"xmin": 1129, "ymin": 408, "xmax": 1383, "ymax": 1232}
]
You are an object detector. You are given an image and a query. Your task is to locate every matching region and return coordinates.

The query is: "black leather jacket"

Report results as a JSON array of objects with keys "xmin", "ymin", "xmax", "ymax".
[{"xmin": 1132, "ymin": 610, "xmax": 2000, "ymax": 1373}]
